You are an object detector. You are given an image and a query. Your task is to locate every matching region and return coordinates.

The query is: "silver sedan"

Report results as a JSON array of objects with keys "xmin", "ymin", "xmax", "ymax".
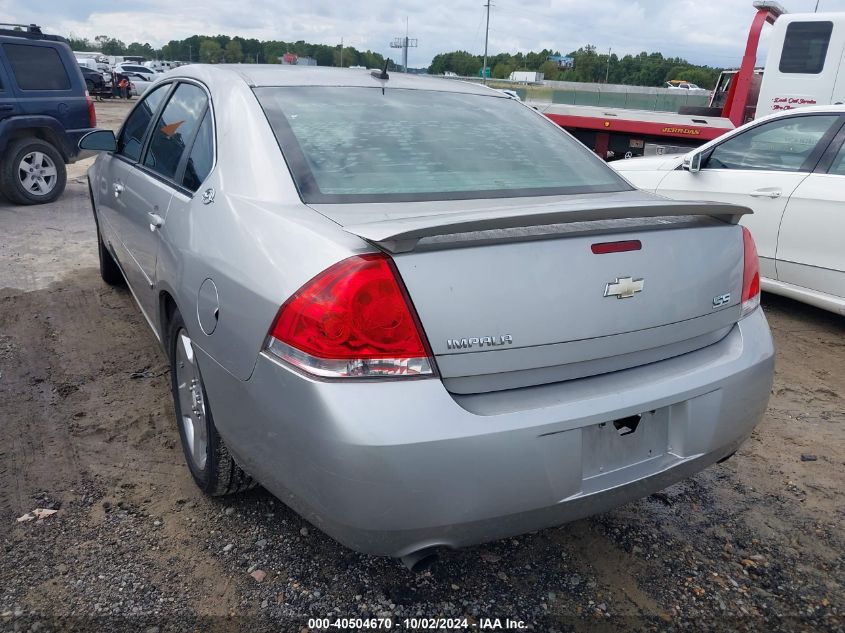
[{"xmin": 80, "ymin": 65, "xmax": 774, "ymax": 569}]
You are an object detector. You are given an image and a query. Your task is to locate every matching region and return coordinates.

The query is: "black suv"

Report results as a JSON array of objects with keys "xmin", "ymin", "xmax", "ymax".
[{"xmin": 0, "ymin": 23, "xmax": 97, "ymax": 204}]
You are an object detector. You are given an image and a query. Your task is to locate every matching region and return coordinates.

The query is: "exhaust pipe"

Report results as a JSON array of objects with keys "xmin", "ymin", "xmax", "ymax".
[{"xmin": 399, "ymin": 547, "xmax": 440, "ymax": 572}]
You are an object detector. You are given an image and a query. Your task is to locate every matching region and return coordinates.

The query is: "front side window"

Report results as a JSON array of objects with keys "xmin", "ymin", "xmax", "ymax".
[
  {"xmin": 779, "ymin": 21, "xmax": 833, "ymax": 74},
  {"xmin": 117, "ymin": 83, "xmax": 170, "ymax": 161},
  {"xmin": 256, "ymin": 87, "xmax": 630, "ymax": 203},
  {"xmin": 143, "ymin": 83, "xmax": 208, "ymax": 183},
  {"xmin": 182, "ymin": 110, "xmax": 214, "ymax": 191},
  {"xmin": 3, "ymin": 44, "xmax": 70, "ymax": 90},
  {"xmin": 706, "ymin": 115, "xmax": 839, "ymax": 172}
]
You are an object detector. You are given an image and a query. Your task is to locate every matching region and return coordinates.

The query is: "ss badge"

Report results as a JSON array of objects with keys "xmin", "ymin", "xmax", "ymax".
[{"xmin": 712, "ymin": 293, "xmax": 731, "ymax": 308}]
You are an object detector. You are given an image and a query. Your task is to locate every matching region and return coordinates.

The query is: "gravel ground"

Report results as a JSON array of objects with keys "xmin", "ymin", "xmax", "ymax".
[{"xmin": 0, "ymin": 99, "xmax": 842, "ymax": 632}]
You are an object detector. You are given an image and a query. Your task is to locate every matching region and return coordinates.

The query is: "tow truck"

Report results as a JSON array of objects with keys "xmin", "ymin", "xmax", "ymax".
[{"xmin": 535, "ymin": 1, "xmax": 845, "ymax": 158}]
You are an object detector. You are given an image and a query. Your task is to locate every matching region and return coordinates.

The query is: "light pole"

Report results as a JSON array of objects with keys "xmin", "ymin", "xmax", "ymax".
[{"xmin": 482, "ymin": 1, "xmax": 491, "ymax": 83}]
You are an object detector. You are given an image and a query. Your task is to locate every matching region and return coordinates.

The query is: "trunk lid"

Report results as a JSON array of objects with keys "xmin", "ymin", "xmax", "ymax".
[{"xmin": 310, "ymin": 191, "xmax": 749, "ymax": 394}]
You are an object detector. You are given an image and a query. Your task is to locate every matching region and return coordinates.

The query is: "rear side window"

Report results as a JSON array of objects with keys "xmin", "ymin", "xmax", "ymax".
[
  {"xmin": 828, "ymin": 142, "xmax": 845, "ymax": 176},
  {"xmin": 3, "ymin": 44, "xmax": 70, "ymax": 90},
  {"xmin": 706, "ymin": 115, "xmax": 839, "ymax": 172},
  {"xmin": 117, "ymin": 83, "xmax": 170, "ymax": 161},
  {"xmin": 779, "ymin": 21, "xmax": 833, "ymax": 74},
  {"xmin": 181, "ymin": 110, "xmax": 214, "ymax": 191},
  {"xmin": 144, "ymin": 83, "xmax": 208, "ymax": 183}
]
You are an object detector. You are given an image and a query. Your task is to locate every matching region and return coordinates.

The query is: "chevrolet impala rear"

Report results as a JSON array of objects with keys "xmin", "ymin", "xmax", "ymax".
[{"xmin": 129, "ymin": 67, "xmax": 774, "ymax": 568}]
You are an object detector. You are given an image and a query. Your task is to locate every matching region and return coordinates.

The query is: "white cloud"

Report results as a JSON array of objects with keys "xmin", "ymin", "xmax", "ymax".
[{"xmin": 3, "ymin": 0, "xmax": 844, "ymax": 67}]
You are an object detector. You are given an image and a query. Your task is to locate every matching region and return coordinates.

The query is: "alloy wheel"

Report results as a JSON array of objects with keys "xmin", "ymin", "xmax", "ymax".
[
  {"xmin": 18, "ymin": 151, "xmax": 58, "ymax": 196},
  {"xmin": 174, "ymin": 329, "xmax": 208, "ymax": 470}
]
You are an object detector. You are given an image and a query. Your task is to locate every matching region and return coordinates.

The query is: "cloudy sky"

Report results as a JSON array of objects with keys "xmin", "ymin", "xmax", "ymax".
[{"xmin": 1, "ymin": 0, "xmax": 843, "ymax": 67}]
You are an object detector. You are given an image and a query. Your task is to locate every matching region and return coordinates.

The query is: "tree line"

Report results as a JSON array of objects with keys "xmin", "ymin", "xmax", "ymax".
[
  {"xmin": 66, "ymin": 35, "xmax": 389, "ymax": 70},
  {"xmin": 66, "ymin": 35, "xmax": 721, "ymax": 89},
  {"xmin": 429, "ymin": 46, "xmax": 722, "ymax": 89}
]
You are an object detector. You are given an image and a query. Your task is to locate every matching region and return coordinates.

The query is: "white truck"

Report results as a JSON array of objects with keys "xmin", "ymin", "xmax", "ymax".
[{"xmin": 538, "ymin": 2, "xmax": 845, "ymax": 158}]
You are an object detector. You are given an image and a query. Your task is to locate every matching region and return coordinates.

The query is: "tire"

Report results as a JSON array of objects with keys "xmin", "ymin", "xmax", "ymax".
[
  {"xmin": 97, "ymin": 229, "xmax": 124, "ymax": 286},
  {"xmin": 89, "ymin": 180, "xmax": 125, "ymax": 286},
  {"xmin": 0, "ymin": 137, "xmax": 67, "ymax": 205},
  {"xmin": 85, "ymin": 79, "xmax": 95, "ymax": 94},
  {"xmin": 168, "ymin": 309, "xmax": 256, "ymax": 496}
]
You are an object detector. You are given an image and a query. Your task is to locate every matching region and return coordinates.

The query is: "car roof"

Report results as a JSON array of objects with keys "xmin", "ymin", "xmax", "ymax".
[{"xmin": 167, "ymin": 64, "xmax": 500, "ymax": 96}]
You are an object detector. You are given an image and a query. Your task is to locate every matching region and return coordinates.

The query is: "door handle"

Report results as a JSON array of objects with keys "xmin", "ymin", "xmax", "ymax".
[
  {"xmin": 0, "ymin": 105, "xmax": 13, "ymax": 112},
  {"xmin": 147, "ymin": 212, "xmax": 164, "ymax": 231},
  {"xmin": 749, "ymin": 189, "xmax": 782, "ymax": 199},
  {"xmin": 112, "ymin": 182, "xmax": 124, "ymax": 197}
]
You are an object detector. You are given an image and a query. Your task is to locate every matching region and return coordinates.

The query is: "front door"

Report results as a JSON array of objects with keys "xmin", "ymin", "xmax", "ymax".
[{"xmin": 657, "ymin": 113, "xmax": 842, "ymax": 282}]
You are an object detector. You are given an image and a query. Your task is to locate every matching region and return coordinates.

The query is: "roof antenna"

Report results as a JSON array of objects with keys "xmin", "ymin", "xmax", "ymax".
[{"xmin": 371, "ymin": 58, "xmax": 389, "ymax": 80}]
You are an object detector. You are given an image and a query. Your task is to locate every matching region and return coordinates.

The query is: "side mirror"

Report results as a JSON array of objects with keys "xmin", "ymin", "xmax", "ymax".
[
  {"xmin": 682, "ymin": 151, "xmax": 702, "ymax": 173},
  {"xmin": 79, "ymin": 129, "xmax": 117, "ymax": 152}
]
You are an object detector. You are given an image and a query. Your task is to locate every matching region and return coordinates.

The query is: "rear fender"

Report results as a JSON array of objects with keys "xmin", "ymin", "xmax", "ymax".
[{"xmin": 0, "ymin": 116, "xmax": 75, "ymax": 161}]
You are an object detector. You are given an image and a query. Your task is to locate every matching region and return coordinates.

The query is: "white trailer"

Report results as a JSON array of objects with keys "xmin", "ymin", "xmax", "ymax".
[{"xmin": 509, "ymin": 71, "xmax": 544, "ymax": 83}]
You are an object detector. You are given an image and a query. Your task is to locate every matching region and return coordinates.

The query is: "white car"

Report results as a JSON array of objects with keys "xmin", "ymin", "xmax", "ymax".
[
  {"xmin": 124, "ymin": 72, "xmax": 153, "ymax": 96},
  {"xmin": 666, "ymin": 81, "xmax": 704, "ymax": 91},
  {"xmin": 115, "ymin": 63, "xmax": 157, "ymax": 80},
  {"xmin": 612, "ymin": 105, "xmax": 845, "ymax": 316}
]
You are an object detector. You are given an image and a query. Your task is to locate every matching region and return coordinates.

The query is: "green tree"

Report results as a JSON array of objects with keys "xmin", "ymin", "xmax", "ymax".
[
  {"xmin": 199, "ymin": 39, "xmax": 223, "ymax": 63},
  {"xmin": 67, "ymin": 35, "xmax": 93, "ymax": 51},
  {"xmin": 224, "ymin": 39, "xmax": 243, "ymax": 63}
]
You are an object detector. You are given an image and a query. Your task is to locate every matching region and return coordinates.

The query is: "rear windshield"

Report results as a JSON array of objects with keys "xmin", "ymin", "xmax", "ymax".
[{"xmin": 255, "ymin": 86, "xmax": 630, "ymax": 203}]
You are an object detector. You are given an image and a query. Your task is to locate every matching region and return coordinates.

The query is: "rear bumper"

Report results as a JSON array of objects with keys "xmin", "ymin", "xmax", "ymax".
[{"xmin": 197, "ymin": 308, "xmax": 774, "ymax": 557}]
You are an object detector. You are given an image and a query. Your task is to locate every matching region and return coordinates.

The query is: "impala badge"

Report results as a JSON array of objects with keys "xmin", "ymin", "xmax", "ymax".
[{"xmin": 604, "ymin": 276, "xmax": 644, "ymax": 299}]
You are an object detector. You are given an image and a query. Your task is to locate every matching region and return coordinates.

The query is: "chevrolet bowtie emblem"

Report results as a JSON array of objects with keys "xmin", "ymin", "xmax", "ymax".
[{"xmin": 604, "ymin": 276, "xmax": 644, "ymax": 299}]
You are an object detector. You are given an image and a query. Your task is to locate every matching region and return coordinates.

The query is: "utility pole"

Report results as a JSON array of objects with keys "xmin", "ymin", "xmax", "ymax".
[
  {"xmin": 815, "ymin": 0, "xmax": 820, "ymax": 11},
  {"xmin": 482, "ymin": 1, "xmax": 491, "ymax": 83},
  {"xmin": 605, "ymin": 47, "xmax": 611, "ymax": 83},
  {"xmin": 390, "ymin": 20, "xmax": 417, "ymax": 72},
  {"xmin": 188, "ymin": 43, "xmax": 192, "ymax": 63},
  {"xmin": 340, "ymin": 37, "xmax": 344, "ymax": 67}
]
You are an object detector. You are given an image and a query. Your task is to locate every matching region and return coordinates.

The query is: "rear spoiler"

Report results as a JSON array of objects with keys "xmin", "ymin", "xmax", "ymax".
[{"xmin": 343, "ymin": 199, "xmax": 751, "ymax": 253}]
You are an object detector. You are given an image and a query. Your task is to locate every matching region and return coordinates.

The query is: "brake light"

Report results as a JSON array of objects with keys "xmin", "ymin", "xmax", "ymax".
[
  {"xmin": 85, "ymin": 92, "xmax": 97, "ymax": 127},
  {"xmin": 266, "ymin": 253, "xmax": 435, "ymax": 378},
  {"xmin": 591, "ymin": 240, "xmax": 642, "ymax": 254},
  {"xmin": 740, "ymin": 226, "xmax": 760, "ymax": 318}
]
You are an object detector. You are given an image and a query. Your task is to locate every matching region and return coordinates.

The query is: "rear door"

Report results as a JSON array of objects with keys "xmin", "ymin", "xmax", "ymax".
[
  {"xmin": 123, "ymin": 81, "xmax": 209, "ymax": 318},
  {"xmin": 0, "ymin": 49, "xmax": 20, "ymax": 122},
  {"xmin": 656, "ymin": 113, "xmax": 842, "ymax": 281},
  {"xmin": 775, "ymin": 123, "xmax": 845, "ymax": 303},
  {"xmin": 1, "ymin": 41, "xmax": 83, "ymax": 132}
]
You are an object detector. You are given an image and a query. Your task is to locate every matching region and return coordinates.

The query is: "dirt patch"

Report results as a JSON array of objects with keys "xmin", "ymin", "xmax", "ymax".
[{"xmin": 0, "ymin": 179, "xmax": 842, "ymax": 631}]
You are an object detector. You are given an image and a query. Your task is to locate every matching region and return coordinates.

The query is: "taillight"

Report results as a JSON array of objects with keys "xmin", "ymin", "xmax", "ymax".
[
  {"xmin": 266, "ymin": 253, "xmax": 435, "ymax": 378},
  {"xmin": 740, "ymin": 226, "xmax": 760, "ymax": 318},
  {"xmin": 85, "ymin": 92, "xmax": 97, "ymax": 127}
]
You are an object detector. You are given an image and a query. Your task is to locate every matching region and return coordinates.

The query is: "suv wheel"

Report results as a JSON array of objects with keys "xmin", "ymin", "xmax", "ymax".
[
  {"xmin": 168, "ymin": 309, "xmax": 257, "ymax": 496},
  {"xmin": 0, "ymin": 138, "xmax": 67, "ymax": 205}
]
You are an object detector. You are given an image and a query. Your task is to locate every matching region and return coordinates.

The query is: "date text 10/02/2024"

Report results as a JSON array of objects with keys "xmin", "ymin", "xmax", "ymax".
[{"xmin": 307, "ymin": 617, "xmax": 527, "ymax": 630}]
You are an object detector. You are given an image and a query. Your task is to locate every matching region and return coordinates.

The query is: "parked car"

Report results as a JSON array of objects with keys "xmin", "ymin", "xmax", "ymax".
[
  {"xmin": 666, "ymin": 80, "xmax": 704, "ymax": 91},
  {"xmin": 0, "ymin": 23, "xmax": 96, "ymax": 204},
  {"xmin": 79, "ymin": 65, "xmax": 774, "ymax": 569},
  {"xmin": 114, "ymin": 63, "xmax": 157, "ymax": 80},
  {"xmin": 612, "ymin": 105, "xmax": 845, "ymax": 316},
  {"xmin": 79, "ymin": 65, "xmax": 105, "ymax": 94},
  {"xmin": 124, "ymin": 71, "xmax": 154, "ymax": 96}
]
